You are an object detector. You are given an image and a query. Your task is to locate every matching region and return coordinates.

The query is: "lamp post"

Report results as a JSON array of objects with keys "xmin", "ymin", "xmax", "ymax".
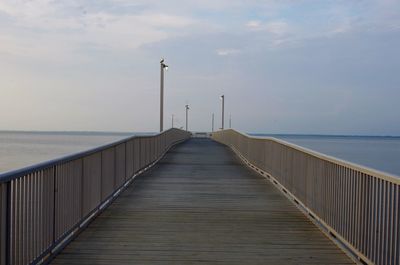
[
  {"xmin": 185, "ymin": 104, "xmax": 189, "ymax": 131},
  {"xmin": 171, "ymin": 114, "xmax": 174, "ymax": 128},
  {"xmin": 220, "ymin": 95, "xmax": 225, "ymax": 130},
  {"xmin": 160, "ymin": 59, "xmax": 168, "ymax": 132},
  {"xmin": 229, "ymin": 114, "xmax": 232, "ymax": 128},
  {"xmin": 212, "ymin": 113, "xmax": 214, "ymax": 132}
]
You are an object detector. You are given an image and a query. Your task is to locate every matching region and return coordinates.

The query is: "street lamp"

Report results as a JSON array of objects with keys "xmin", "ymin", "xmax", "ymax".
[
  {"xmin": 171, "ymin": 114, "xmax": 174, "ymax": 128},
  {"xmin": 212, "ymin": 113, "xmax": 214, "ymax": 132},
  {"xmin": 220, "ymin": 95, "xmax": 225, "ymax": 130},
  {"xmin": 160, "ymin": 58, "xmax": 168, "ymax": 132},
  {"xmin": 185, "ymin": 104, "xmax": 190, "ymax": 131}
]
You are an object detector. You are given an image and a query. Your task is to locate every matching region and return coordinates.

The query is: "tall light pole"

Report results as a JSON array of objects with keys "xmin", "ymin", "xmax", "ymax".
[
  {"xmin": 160, "ymin": 59, "xmax": 168, "ymax": 132},
  {"xmin": 171, "ymin": 114, "xmax": 174, "ymax": 128},
  {"xmin": 185, "ymin": 105, "xmax": 190, "ymax": 131},
  {"xmin": 212, "ymin": 113, "xmax": 214, "ymax": 132},
  {"xmin": 220, "ymin": 95, "xmax": 225, "ymax": 130},
  {"xmin": 229, "ymin": 114, "xmax": 232, "ymax": 128}
]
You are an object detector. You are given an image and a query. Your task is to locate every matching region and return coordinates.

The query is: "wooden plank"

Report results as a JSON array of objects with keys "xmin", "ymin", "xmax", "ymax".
[{"xmin": 52, "ymin": 139, "xmax": 354, "ymax": 265}]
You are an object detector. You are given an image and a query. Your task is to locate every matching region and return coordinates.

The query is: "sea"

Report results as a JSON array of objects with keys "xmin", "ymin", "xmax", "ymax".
[
  {"xmin": 0, "ymin": 131, "xmax": 150, "ymax": 174},
  {"xmin": 251, "ymin": 134, "xmax": 400, "ymax": 177},
  {"xmin": 0, "ymin": 131, "xmax": 399, "ymax": 178}
]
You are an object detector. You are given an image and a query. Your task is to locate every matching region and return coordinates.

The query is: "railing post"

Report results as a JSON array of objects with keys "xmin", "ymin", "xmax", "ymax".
[
  {"xmin": 80, "ymin": 158, "xmax": 85, "ymax": 220},
  {"xmin": 0, "ymin": 183, "xmax": 4, "ymax": 265},
  {"xmin": 52, "ymin": 166, "xmax": 57, "ymax": 247},
  {"xmin": 0, "ymin": 183, "xmax": 10, "ymax": 265}
]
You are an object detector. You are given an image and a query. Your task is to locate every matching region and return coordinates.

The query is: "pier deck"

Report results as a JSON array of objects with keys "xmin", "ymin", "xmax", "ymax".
[{"xmin": 51, "ymin": 138, "xmax": 353, "ymax": 264}]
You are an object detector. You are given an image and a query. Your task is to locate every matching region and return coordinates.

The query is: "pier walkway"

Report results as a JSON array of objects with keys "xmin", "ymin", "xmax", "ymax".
[{"xmin": 51, "ymin": 138, "xmax": 352, "ymax": 264}]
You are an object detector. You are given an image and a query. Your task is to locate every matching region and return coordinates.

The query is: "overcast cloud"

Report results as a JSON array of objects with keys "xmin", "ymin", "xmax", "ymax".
[{"xmin": 0, "ymin": 0, "xmax": 399, "ymax": 135}]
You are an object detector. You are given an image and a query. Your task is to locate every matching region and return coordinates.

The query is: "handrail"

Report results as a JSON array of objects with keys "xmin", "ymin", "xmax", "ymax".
[
  {"xmin": 0, "ymin": 132, "xmax": 159, "ymax": 183},
  {"xmin": 212, "ymin": 129, "xmax": 399, "ymax": 265},
  {"xmin": 0, "ymin": 128, "xmax": 191, "ymax": 265},
  {"xmin": 243, "ymin": 131, "xmax": 400, "ymax": 184},
  {"xmin": 241, "ymin": 129, "xmax": 400, "ymax": 184}
]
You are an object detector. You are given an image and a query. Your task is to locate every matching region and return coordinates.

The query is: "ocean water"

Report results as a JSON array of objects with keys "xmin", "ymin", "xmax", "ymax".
[
  {"xmin": 1, "ymin": 131, "xmax": 399, "ymax": 178},
  {"xmin": 252, "ymin": 134, "xmax": 400, "ymax": 177},
  {"xmin": 0, "ymin": 131, "xmax": 149, "ymax": 174}
]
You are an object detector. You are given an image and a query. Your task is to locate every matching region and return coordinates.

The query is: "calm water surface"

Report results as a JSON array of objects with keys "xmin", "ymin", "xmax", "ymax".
[
  {"xmin": 0, "ymin": 131, "xmax": 150, "ymax": 174},
  {"xmin": 1, "ymin": 132, "xmax": 399, "ymax": 178},
  {"xmin": 252, "ymin": 134, "xmax": 400, "ymax": 177}
]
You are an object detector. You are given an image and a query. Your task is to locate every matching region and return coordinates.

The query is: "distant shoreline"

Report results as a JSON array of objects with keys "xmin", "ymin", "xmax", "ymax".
[
  {"xmin": 0, "ymin": 130, "xmax": 154, "ymax": 136},
  {"xmin": 0, "ymin": 130, "xmax": 399, "ymax": 138},
  {"xmin": 250, "ymin": 133, "xmax": 400, "ymax": 139}
]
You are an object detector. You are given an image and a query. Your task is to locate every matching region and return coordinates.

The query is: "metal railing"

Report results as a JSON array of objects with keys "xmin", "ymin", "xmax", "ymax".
[
  {"xmin": 212, "ymin": 129, "xmax": 399, "ymax": 265},
  {"xmin": 0, "ymin": 128, "xmax": 190, "ymax": 265}
]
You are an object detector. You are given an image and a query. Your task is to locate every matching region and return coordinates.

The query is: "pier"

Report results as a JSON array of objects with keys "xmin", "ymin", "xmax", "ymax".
[{"xmin": 0, "ymin": 129, "xmax": 399, "ymax": 265}]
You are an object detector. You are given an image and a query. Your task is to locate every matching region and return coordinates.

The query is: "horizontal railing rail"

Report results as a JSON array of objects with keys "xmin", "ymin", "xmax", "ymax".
[
  {"xmin": 0, "ymin": 128, "xmax": 191, "ymax": 265},
  {"xmin": 212, "ymin": 129, "xmax": 399, "ymax": 265}
]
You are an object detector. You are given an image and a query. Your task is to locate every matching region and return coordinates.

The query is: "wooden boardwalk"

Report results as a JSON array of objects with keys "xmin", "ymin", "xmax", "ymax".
[{"xmin": 51, "ymin": 138, "xmax": 353, "ymax": 265}]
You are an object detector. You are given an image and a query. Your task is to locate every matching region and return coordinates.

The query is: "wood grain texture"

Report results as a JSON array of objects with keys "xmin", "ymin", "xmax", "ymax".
[{"xmin": 51, "ymin": 138, "xmax": 353, "ymax": 265}]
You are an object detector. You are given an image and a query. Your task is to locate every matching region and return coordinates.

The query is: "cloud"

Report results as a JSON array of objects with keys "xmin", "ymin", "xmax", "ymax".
[
  {"xmin": 329, "ymin": 22, "xmax": 352, "ymax": 35},
  {"xmin": 265, "ymin": 21, "xmax": 289, "ymax": 35},
  {"xmin": 0, "ymin": 0, "xmax": 55, "ymax": 18},
  {"xmin": 246, "ymin": 20, "xmax": 262, "ymax": 30},
  {"xmin": 0, "ymin": 0, "xmax": 400, "ymax": 133},
  {"xmin": 246, "ymin": 19, "xmax": 289, "ymax": 34},
  {"xmin": 216, "ymin": 48, "xmax": 240, "ymax": 56},
  {"xmin": 245, "ymin": 20, "xmax": 292, "ymax": 47},
  {"xmin": 76, "ymin": 12, "xmax": 195, "ymax": 50},
  {"xmin": 0, "ymin": 1, "xmax": 197, "ymax": 62}
]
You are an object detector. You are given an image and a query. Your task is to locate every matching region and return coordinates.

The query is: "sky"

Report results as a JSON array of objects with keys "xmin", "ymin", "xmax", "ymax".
[{"xmin": 0, "ymin": 0, "xmax": 399, "ymax": 135}]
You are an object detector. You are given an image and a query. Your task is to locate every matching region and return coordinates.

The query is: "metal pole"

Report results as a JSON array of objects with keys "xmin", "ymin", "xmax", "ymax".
[
  {"xmin": 160, "ymin": 61, "xmax": 164, "ymax": 132},
  {"xmin": 229, "ymin": 114, "xmax": 231, "ymax": 128},
  {"xmin": 212, "ymin": 113, "xmax": 214, "ymax": 132},
  {"xmin": 172, "ymin": 114, "xmax": 174, "ymax": 128},
  {"xmin": 221, "ymin": 95, "xmax": 225, "ymax": 130},
  {"xmin": 160, "ymin": 59, "xmax": 168, "ymax": 132},
  {"xmin": 185, "ymin": 105, "xmax": 189, "ymax": 131}
]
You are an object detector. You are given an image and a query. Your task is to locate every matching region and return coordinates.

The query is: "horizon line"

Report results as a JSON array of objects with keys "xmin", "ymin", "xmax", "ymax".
[{"xmin": 0, "ymin": 129, "xmax": 399, "ymax": 138}]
